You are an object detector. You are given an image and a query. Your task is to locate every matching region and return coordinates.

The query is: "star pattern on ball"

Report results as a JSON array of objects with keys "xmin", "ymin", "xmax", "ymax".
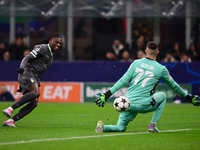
[
  {"xmin": 121, "ymin": 98, "xmax": 126, "ymax": 103},
  {"xmin": 121, "ymin": 107, "xmax": 126, "ymax": 111},
  {"xmin": 114, "ymin": 102, "xmax": 119, "ymax": 107}
]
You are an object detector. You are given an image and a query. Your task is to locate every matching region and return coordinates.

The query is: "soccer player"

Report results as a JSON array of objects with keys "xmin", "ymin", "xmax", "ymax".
[
  {"xmin": 2, "ymin": 34, "xmax": 62, "ymax": 127},
  {"xmin": 94, "ymin": 41, "xmax": 200, "ymax": 133}
]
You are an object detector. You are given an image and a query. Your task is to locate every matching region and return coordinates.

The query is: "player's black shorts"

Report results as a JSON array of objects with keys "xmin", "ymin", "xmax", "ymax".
[{"xmin": 18, "ymin": 68, "xmax": 40, "ymax": 93}]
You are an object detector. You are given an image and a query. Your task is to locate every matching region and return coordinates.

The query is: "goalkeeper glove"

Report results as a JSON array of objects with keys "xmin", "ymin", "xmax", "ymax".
[
  {"xmin": 17, "ymin": 68, "xmax": 24, "ymax": 75},
  {"xmin": 94, "ymin": 90, "xmax": 112, "ymax": 107},
  {"xmin": 185, "ymin": 94, "xmax": 200, "ymax": 106}
]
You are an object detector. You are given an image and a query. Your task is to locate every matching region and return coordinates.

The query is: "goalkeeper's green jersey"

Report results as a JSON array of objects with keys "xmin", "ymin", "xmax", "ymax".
[{"xmin": 110, "ymin": 57, "xmax": 188, "ymax": 102}]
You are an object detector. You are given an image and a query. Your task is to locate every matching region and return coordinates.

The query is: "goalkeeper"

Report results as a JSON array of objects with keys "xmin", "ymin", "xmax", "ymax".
[{"xmin": 94, "ymin": 41, "xmax": 200, "ymax": 133}]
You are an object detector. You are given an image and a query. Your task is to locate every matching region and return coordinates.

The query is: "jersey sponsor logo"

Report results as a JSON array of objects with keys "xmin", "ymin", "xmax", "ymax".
[
  {"xmin": 43, "ymin": 62, "xmax": 48, "ymax": 69},
  {"xmin": 140, "ymin": 63, "xmax": 154, "ymax": 70}
]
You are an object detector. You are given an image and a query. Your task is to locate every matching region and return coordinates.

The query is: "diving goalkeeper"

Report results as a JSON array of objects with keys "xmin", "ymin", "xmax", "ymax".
[{"xmin": 94, "ymin": 41, "xmax": 200, "ymax": 133}]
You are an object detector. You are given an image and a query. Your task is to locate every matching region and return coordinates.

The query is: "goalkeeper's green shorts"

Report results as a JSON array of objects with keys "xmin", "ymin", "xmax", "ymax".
[{"xmin": 117, "ymin": 92, "xmax": 166, "ymax": 126}]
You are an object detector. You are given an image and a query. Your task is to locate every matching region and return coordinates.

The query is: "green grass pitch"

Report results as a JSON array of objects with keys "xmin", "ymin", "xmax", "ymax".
[{"xmin": 0, "ymin": 102, "xmax": 200, "ymax": 150}]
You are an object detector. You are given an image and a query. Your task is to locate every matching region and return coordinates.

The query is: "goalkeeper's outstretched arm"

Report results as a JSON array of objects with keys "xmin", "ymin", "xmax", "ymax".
[
  {"xmin": 94, "ymin": 62, "xmax": 135, "ymax": 107},
  {"xmin": 161, "ymin": 67, "xmax": 200, "ymax": 106}
]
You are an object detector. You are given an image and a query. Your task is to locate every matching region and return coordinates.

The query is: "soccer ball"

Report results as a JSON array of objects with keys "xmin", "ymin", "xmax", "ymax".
[{"xmin": 113, "ymin": 96, "xmax": 130, "ymax": 112}]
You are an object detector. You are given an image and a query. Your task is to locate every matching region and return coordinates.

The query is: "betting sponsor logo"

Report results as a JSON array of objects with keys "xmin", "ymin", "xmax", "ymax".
[
  {"xmin": 84, "ymin": 84, "xmax": 129, "ymax": 102},
  {"xmin": 86, "ymin": 86, "xmax": 128, "ymax": 98}
]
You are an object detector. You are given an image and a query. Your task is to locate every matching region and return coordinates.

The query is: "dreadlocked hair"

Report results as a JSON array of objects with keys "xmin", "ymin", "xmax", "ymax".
[{"xmin": 37, "ymin": 33, "xmax": 61, "ymax": 44}]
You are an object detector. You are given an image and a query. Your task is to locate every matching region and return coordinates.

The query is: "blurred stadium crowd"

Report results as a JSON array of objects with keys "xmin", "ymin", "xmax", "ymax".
[
  {"xmin": 104, "ymin": 38, "xmax": 200, "ymax": 63},
  {"xmin": 0, "ymin": 34, "xmax": 199, "ymax": 62},
  {"xmin": 0, "ymin": 1, "xmax": 200, "ymax": 62},
  {"xmin": 0, "ymin": 17, "xmax": 200, "ymax": 62},
  {"xmin": 0, "ymin": 36, "xmax": 30, "ymax": 61}
]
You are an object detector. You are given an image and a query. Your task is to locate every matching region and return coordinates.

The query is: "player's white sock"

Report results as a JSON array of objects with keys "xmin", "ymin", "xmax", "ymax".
[
  {"xmin": 8, "ymin": 107, "xmax": 13, "ymax": 111},
  {"xmin": 7, "ymin": 119, "xmax": 14, "ymax": 122}
]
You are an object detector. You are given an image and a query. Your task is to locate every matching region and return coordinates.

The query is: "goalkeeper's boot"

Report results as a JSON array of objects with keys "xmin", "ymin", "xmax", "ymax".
[
  {"xmin": 3, "ymin": 120, "xmax": 16, "ymax": 127},
  {"xmin": 95, "ymin": 120, "xmax": 104, "ymax": 133},
  {"xmin": 2, "ymin": 108, "xmax": 12, "ymax": 118},
  {"xmin": 148, "ymin": 125, "xmax": 160, "ymax": 133}
]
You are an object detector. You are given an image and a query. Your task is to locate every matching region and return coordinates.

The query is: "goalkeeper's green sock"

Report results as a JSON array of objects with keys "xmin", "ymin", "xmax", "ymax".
[
  {"xmin": 151, "ymin": 99, "xmax": 166, "ymax": 123},
  {"xmin": 104, "ymin": 124, "xmax": 127, "ymax": 132},
  {"xmin": 151, "ymin": 93, "xmax": 166, "ymax": 123}
]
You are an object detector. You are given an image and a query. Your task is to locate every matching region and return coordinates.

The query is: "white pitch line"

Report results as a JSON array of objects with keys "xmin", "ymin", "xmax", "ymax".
[{"xmin": 0, "ymin": 129, "xmax": 192, "ymax": 146}]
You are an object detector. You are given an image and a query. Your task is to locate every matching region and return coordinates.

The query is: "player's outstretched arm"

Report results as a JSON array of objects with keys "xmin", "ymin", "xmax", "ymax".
[
  {"xmin": 161, "ymin": 67, "xmax": 200, "ymax": 106},
  {"xmin": 94, "ymin": 90, "xmax": 112, "ymax": 107},
  {"xmin": 94, "ymin": 62, "xmax": 135, "ymax": 107},
  {"xmin": 185, "ymin": 94, "xmax": 200, "ymax": 106}
]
